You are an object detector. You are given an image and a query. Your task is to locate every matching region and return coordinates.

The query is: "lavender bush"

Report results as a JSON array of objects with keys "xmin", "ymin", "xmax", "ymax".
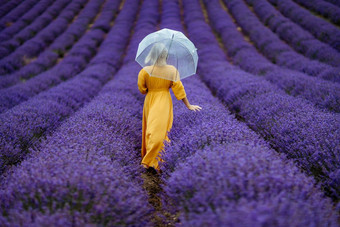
[
  {"xmin": 0, "ymin": 61, "xmax": 154, "ymax": 224},
  {"xmin": 0, "ymin": 148, "xmax": 152, "ymax": 226},
  {"xmin": 202, "ymin": 0, "xmax": 340, "ymax": 113},
  {"xmin": 0, "ymin": 0, "xmax": 114, "ymax": 113},
  {"xmin": 0, "ymin": 0, "xmax": 160, "ymax": 224},
  {"xmin": 221, "ymin": 0, "xmax": 340, "ymax": 83},
  {"xmin": 0, "ymin": 0, "xmax": 119, "ymax": 89},
  {"xmin": 157, "ymin": 1, "xmax": 339, "ymax": 225},
  {"xmin": 245, "ymin": 0, "xmax": 340, "ymax": 67},
  {"xmin": 180, "ymin": 0, "xmax": 340, "ymax": 201},
  {"xmin": 0, "ymin": 0, "xmax": 72, "ymax": 59},
  {"xmin": 0, "ymin": 0, "xmax": 40, "ymax": 32},
  {"xmin": 323, "ymin": 0, "xmax": 340, "ymax": 7},
  {"xmin": 293, "ymin": 0, "xmax": 340, "ymax": 25},
  {"xmin": 164, "ymin": 142, "xmax": 338, "ymax": 226},
  {"xmin": 0, "ymin": 0, "xmax": 86, "ymax": 75},
  {"xmin": 268, "ymin": 0, "xmax": 340, "ymax": 51},
  {"xmin": 0, "ymin": 0, "xmax": 339, "ymax": 225},
  {"xmin": 0, "ymin": 0, "xmax": 23, "ymax": 20},
  {"xmin": 0, "ymin": 0, "xmax": 139, "ymax": 175}
]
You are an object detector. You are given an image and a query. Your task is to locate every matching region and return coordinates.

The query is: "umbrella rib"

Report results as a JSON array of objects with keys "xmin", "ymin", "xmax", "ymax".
[
  {"xmin": 173, "ymin": 40, "xmax": 198, "ymax": 73},
  {"xmin": 166, "ymin": 34, "xmax": 175, "ymax": 61}
]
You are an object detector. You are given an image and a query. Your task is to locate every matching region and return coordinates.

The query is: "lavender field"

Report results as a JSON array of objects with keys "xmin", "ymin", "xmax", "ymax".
[{"xmin": 0, "ymin": 0, "xmax": 339, "ymax": 226}]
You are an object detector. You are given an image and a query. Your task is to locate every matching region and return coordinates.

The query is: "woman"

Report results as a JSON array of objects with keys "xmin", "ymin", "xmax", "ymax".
[{"xmin": 138, "ymin": 43, "xmax": 201, "ymax": 174}]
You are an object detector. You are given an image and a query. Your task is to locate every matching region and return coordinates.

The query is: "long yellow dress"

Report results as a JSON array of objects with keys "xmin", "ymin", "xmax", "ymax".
[{"xmin": 137, "ymin": 65, "xmax": 186, "ymax": 171}]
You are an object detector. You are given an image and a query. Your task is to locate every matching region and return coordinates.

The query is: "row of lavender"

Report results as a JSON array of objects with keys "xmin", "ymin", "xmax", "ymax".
[
  {"xmin": 202, "ymin": 0, "xmax": 340, "ymax": 113},
  {"xmin": 220, "ymin": 0, "xmax": 340, "ymax": 83},
  {"xmin": 292, "ymin": 0, "xmax": 340, "ymax": 25},
  {"xmin": 157, "ymin": 0, "xmax": 339, "ymax": 225},
  {"xmin": 245, "ymin": 0, "xmax": 340, "ymax": 67},
  {"xmin": 0, "ymin": 0, "xmax": 40, "ymax": 31},
  {"xmin": 268, "ymin": 0, "xmax": 340, "ymax": 52},
  {"xmin": 178, "ymin": 0, "xmax": 340, "ymax": 202},
  {"xmin": 0, "ymin": 0, "xmax": 105, "ymax": 89},
  {"xmin": 0, "ymin": 0, "xmax": 23, "ymax": 21},
  {"xmin": 0, "ymin": 0, "xmax": 108, "ymax": 112},
  {"xmin": 0, "ymin": 0, "xmax": 70, "ymax": 57},
  {"xmin": 0, "ymin": 0, "xmax": 160, "ymax": 224},
  {"xmin": 0, "ymin": 0, "xmax": 85, "ymax": 75},
  {"xmin": 324, "ymin": 0, "xmax": 340, "ymax": 7},
  {"xmin": 0, "ymin": 0, "xmax": 339, "ymax": 225},
  {"xmin": 0, "ymin": 0, "xmax": 50, "ymax": 41},
  {"xmin": 0, "ymin": 0, "xmax": 122, "ymax": 174}
]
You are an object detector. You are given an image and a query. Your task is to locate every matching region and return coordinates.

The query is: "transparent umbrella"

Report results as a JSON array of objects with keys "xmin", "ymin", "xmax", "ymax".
[{"xmin": 135, "ymin": 28, "xmax": 198, "ymax": 82}]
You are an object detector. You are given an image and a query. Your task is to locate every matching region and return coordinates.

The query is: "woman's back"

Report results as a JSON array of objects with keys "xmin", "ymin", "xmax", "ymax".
[
  {"xmin": 143, "ymin": 64, "xmax": 179, "ymax": 89},
  {"xmin": 138, "ymin": 63, "xmax": 201, "ymax": 172}
]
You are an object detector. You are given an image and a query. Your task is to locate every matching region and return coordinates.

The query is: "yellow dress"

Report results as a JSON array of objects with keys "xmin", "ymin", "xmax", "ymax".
[{"xmin": 137, "ymin": 65, "xmax": 186, "ymax": 171}]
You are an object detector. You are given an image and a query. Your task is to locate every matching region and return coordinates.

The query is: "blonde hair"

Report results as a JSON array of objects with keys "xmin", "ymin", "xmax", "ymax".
[{"xmin": 145, "ymin": 43, "xmax": 168, "ymax": 65}]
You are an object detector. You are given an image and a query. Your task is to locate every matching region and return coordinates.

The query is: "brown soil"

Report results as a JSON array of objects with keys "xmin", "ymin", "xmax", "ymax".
[{"xmin": 141, "ymin": 170, "xmax": 179, "ymax": 227}]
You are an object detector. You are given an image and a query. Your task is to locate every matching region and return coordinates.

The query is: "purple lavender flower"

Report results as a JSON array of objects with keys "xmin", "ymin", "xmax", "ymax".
[
  {"xmin": 244, "ymin": 0, "xmax": 340, "ymax": 66},
  {"xmin": 163, "ymin": 143, "xmax": 339, "ymax": 226},
  {"xmin": 221, "ymin": 0, "xmax": 340, "ymax": 82},
  {"xmin": 0, "ymin": 0, "xmax": 140, "ymax": 174},
  {"xmin": 180, "ymin": 0, "xmax": 340, "ymax": 201},
  {"xmin": 268, "ymin": 0, "xmax": 340, "ymax": 51},
  {"xmin": 201, "ymin": 0, "xmax": 340, "ymax": 113}
]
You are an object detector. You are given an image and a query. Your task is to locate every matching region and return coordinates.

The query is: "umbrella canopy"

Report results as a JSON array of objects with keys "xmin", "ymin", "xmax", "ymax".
[{"xmin": 135, "ymin": 28, "xmax": 198, "ymax": 81}]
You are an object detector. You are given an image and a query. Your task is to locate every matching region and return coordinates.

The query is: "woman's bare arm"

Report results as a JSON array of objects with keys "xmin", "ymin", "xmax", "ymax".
[{"xmin": 182, "ymin": 97, "xmax": 202, "ymax": 111}]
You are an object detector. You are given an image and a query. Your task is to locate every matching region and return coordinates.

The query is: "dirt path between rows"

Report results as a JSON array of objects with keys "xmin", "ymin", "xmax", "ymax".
[{"xmin": 141, "ymin": 171, "xmax": 179, "ymax": 226}]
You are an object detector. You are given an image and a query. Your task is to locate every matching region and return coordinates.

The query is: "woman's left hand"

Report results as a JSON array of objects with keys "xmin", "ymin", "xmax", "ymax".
[{"xmin": 188, "ymin": 104, "xmax": 202, "ymax": 112}]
